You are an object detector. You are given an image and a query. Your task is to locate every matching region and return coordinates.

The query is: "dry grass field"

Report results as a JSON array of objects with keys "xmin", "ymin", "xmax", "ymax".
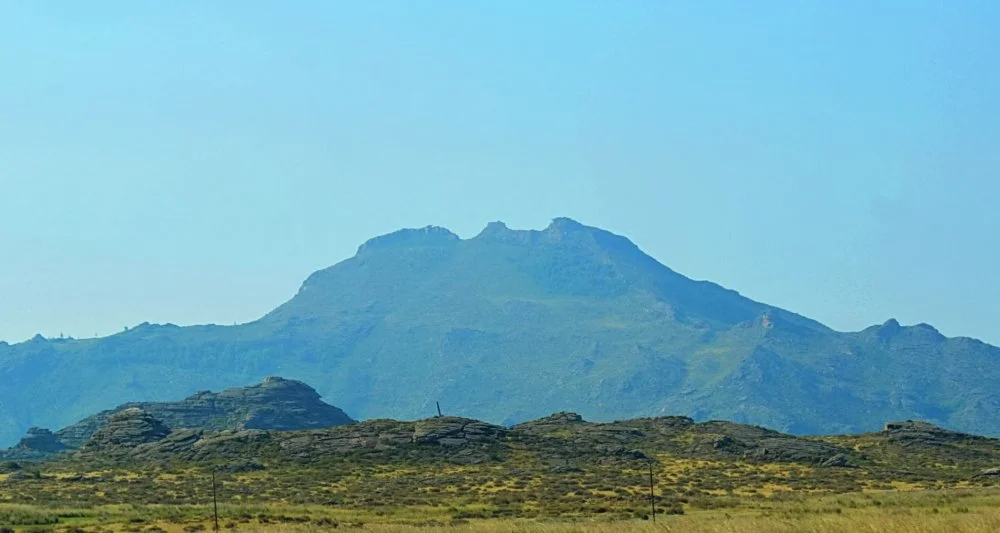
[{"xmin": 2, "ymin": 487, "xmax": 1000, "ymax": 532}]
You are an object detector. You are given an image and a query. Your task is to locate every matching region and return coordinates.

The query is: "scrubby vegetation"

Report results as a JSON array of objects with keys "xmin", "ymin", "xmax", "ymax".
[
  {"xmin": 2, "ymin": 411, "xmax": 999, "ymax": 531},
  {"xmin": 3, "ymin": 383, "xmax": 1000, "ymax": 531},
  {"xmin": 1, "ymin": 487, "xmax": 1000, "ymax": 532}
]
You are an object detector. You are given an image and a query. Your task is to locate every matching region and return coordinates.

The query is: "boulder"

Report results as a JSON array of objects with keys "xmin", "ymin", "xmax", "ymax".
[
  {"xmin": 978, "ymin": 467, "xmax": 1000, "ymax": 478},
  {"xmin": 820, "ymin": 453, "xmax": 854, "ymax": 468}
]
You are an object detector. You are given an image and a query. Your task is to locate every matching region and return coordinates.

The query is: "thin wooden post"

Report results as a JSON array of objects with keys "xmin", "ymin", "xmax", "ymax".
[
  {"xmin": 212, "ymin": 469, "xmax": 220, "ymax": 533},
  {"xmin": 648, "ymin": 462, "xmax": 656, "ymax": 523},
  {"xmin": 436, "ymin": 401, "xmax": 442, "ymax": 417}
]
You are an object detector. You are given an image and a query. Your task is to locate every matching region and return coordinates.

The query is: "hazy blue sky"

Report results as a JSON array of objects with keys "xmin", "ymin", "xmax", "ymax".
[{"xmin": 1, "ymin": 1, "xmax": 998, "ymax": 345}]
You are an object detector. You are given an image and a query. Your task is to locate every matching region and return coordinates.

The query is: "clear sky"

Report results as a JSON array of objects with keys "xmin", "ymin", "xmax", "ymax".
[{"xmin": 1, "ymin": 1, "xmax": 998, "ymax": 345}]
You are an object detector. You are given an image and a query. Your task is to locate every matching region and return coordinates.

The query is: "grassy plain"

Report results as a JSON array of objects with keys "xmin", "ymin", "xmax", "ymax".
[
  {"xmin": 1, "ymin": 460, "xmax": 999, "ymax": 532},
  {"xmin": 2, "ymin": 489, "xmax": 1000, "ymax": 532},
  {"xmin": 3, "ymin": 413, "xmax": 1000, "ymax": 531}
]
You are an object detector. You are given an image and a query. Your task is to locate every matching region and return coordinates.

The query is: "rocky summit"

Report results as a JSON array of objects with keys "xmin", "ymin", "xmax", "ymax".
[
  {"xmin": 2, "ymin": 218, "xmax": 1000, "ymax": 447},
  {"xmin": 0, "ymin": 428, "xmax": 68, "ymax": 461},
  {"xmin": 16, "ymin": 428, "xmax": 67, "ymax": 454},
  {"xmin": 55, "ymin": 377, "xmax": 354, "ymax": 449},
  {"xmin": 0, "ymin": 377, "xmax": 355, "ymax": 460}
]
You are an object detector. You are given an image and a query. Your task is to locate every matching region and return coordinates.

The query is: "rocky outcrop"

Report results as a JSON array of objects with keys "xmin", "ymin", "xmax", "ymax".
[
  {"xmin": 79, "ymin": 416, "xmax": 509, "ymax": 465},
  {"xmin": 413, "ymin": 417, "xmax": 506, "ymax": 446},
  {"xmin": 276, "ymin": 417, "xmax": 507, "ymax": 460},
  {"xmin": 977, "ymin": 467, "xmax": 1000, "ymax": 478},
  {"xmin": 0, "ymin": 428, "xmax": 69, "ymax": 461},
  {"xmin": 513, "ymin": 412, "xmax": 586, "ymax": 434},
  {"xmin": 820, "ymin": 453, "xmax": 855, "ymax": 468},
  {"xmin": 882, "ymin": 420, "xmax": 987, "ymax": 446},
  {"xmin": 672, "ymin": 421, "xmax": 852, "ymax": 467},
  {"xmin": 84, "ymin": 409, "xmax": 171, "ymax": 449},
  {"xmin": 14, "ymin": 403, "xmax": 1000, "ymax": 480},
  {"xmin": 16, "ymin": 428, "xmax": 67, "ymax": 453},
  {"xmin": 57, "ymin": 377, "xmax": 355, "ymax": 448}
]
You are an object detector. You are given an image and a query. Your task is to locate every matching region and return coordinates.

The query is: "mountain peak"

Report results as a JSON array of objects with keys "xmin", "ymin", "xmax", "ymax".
[
  {"xmin": 545, "ymin": 216, "xmax": 588, "ymax": 233},
  {"xmin": 876, "ymin": 318, "xmax": 902, "ymax": 341},
  {"xmin": 539, "ymin": 218, "xmax": 642, "ymax": 256},
  {"xmin": 483, "ymin": 220, "xmax": 509, "ymax": 232},
  {"xmin": 914, "ymin": 323, "xmax": 943, "ymax": 336},
  {"xmin": 357, "ymin": 226, "xmax": 459, "ymax": 255},
  {"xmin": 474, "ymin": 220, "xmax": 521, "ymax": 242},
  {"xmin": 542, "ymin": 217, "xmax": 606, "ymax": 241},
  {"xmin": 872, "ymin": 319, "xmax": 946, "ymax": 343}
]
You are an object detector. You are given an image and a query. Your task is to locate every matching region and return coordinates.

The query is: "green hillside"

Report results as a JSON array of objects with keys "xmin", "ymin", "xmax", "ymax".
[{"xmin": 2, "ymin": 218, "xmax": 999, "ymax": 446}]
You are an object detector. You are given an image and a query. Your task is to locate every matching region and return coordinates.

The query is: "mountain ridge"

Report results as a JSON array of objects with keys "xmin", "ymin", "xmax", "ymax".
[{"xmin": 1, "ymin": 218, "xmax": 998, "ymax": 447}]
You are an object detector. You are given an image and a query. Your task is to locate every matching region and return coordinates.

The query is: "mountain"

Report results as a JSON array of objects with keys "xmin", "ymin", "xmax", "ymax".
[
  {"xmin": 0, "ymin": 377, "xmax": 354, "ymax": 457},
  {"xmin": 2, "ymin": 218, "xmax": 999, "ymax": 447}
]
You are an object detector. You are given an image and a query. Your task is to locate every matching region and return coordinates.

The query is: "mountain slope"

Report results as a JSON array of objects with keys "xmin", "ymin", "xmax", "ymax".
[{"xmin": 1, "ymin": 218, "xmax": 998, "ymax": 446}]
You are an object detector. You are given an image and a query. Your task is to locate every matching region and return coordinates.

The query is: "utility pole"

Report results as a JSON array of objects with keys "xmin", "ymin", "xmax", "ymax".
[
  {"xmin": 212, "ymin": 469, "xmax": 220, "ymax": 533},
  {"xmin": 436, "ymin": 401, "xmax": 442, "ymax": 417},
  {"xmin": 648, "ymin": 462, "xmax": 656, "ymax": 523}
]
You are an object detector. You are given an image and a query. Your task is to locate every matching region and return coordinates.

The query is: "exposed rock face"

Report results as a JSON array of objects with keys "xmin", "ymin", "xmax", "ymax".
[
  {"xmin": 820, "ymin": 453, "xmax": 854, "ymax": 468},
  {"xmin": 254, "ymin": 417, "xmax": 509, "ymax": 465},
  {"xmin": 413, "ymin": 417, "xmax": 507, "ymax": 446},
  {"xmin": 671, "ymin": 421, "xmax": 849, "ymax": 466},
  {"xmin": 90, "ymin": 416, "xmax": 509, "ymax": 466},
  {"xmin": 85, "ymin": 409, "xmax": 171, "ymax": 449},
  {"xmin": 0, "ymin": 428, "xmax": 69, "ymax": 461},
  {"xmin": 15, "ymin": 428, "xmax": 67, "ymax": 453},
  {"xmin": 277, "ymin": 417, "xmax": 507, "ymax": 456},
  {"xmin": 239, "ymin": 377, "xmax": 355, "ymax": 430},
  {"xmin": 513, "ymin": 412, "xmax": 586, "ymax": 432},
  {"xmin": 884, "ymin": 420, "xmax": 944, "ymax": 433},
  {"xmin": 58, "ymin": 377, "xmax": 354, "ymax": 448},
  {"xmin": 882, "ymin": 420, "xmax": 986, "ymax": 445}
]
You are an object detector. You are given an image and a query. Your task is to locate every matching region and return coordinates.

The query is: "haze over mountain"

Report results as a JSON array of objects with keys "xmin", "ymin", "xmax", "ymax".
[{"xmin": 1, "ymin": 218, "xmax": 998, "ymax": 447}]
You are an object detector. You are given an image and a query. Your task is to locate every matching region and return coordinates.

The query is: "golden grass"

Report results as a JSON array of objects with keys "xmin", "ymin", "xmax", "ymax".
[
  {"xmin": 111, "ymin": 509, "xmax": 1000, "ymax": 533},
  {"xmin": 4, "ymin": 487, "xmax": 1000, "ymax": 532}
]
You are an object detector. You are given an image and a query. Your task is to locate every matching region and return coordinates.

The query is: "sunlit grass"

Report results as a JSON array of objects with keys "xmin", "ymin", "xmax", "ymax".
[{"xmin": 4, "ymin": 489, "xmax": 1000, "ymax": 532}]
